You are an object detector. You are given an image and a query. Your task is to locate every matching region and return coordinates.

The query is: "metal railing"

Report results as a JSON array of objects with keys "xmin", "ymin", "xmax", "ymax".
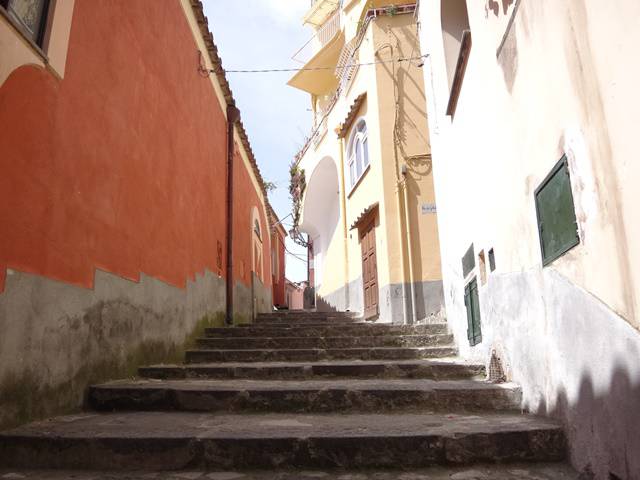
[
  {"xmin": 292, "ymin": 10, "xmax": 341, "ymax": 64},
  {"xmin": 317, "ymin": 10, "xmax": 340, "ymax": 47},
  {"xmin": 294, "ymin": 4, "xmax": 418, "ymax": 165}
]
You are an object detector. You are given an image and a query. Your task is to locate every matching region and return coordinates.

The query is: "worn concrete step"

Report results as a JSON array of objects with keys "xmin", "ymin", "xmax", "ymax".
[
  {"xmin": 208, "ymin": 323, "xmax": 448, "ymax": 337},
  {"xmin": 248, "ymin": 321, "xmax": 365, "ymax": 328},
  {"xmin": 256, "ymin": 311, "xmax": 357, "ymax": 319},
  {"xmin": 253, "ymin": 316, "xmax": 361, "ymax": 325},
  {"xmin": 139, "ymin": 359, "xmax": 485, "ymax": 381},
  {"xmin": 196, "ymin": 334, "xmax": 454, "ymax": 350},
  {"xmin": 0, "ymin": 463, "xmax": 580, "ymax": 479},
  {"xmin": 0, "ymin": 412, "xmax": 567, "ymax": 470},
  {"xmin": 88, "ymin": 379, "xmax": 521, "ymax": 414},
  {"xmin": 185, "ymin": 346, "xmax": 457, "ymax": 363}
]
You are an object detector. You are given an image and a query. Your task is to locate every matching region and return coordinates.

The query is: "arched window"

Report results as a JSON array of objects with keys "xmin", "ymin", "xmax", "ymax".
[
  {"xmin": 347, "ymin": 119, "xmax": 369, "ymax": 188},
  {"xmin": 251, "ymin": 207, "xmax": 263, "ymax": 282}
]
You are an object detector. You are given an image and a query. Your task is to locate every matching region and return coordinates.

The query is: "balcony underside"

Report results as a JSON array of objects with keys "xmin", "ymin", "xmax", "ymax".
[
  {"xmin": 304, "ymin": 0, "xmax": 341, "ymax": 26},
  {"xmin": 288, "ymin": 32, "xmax": 344, "ymax": 96}
]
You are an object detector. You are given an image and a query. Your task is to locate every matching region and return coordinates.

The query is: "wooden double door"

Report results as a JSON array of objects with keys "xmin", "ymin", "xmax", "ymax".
[{"xmin": 360, "ymin": 218, "xmax": 379, "ymax": 319}]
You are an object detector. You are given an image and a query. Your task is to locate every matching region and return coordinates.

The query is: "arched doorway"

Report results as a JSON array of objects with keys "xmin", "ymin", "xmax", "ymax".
[{"xmin": 300, "ymin": 156, "xmax": 341, "ymax": 301}]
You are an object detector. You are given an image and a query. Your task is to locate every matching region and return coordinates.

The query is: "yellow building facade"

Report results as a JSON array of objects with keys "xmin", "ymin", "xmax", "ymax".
[{"xmin": 289, "ymin": 0, "xmax": 443, "ymax": 323}]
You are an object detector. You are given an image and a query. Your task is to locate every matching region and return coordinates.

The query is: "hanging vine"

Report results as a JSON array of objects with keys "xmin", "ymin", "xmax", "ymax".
[{"xmin": 289, "ymin": 161, "xmax": 308, "ymax": 247}]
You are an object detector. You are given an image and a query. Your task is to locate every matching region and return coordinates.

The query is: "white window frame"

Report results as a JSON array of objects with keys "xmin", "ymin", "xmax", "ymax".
[{"xmin": 347, "ymin": 118, "xmax": 369, "ymax": 189}]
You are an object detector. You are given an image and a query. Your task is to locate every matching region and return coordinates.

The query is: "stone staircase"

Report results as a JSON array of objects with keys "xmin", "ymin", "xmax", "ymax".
[{"xmin": 0, "ymin": 311, "xmax": 578, "ymax": 478}]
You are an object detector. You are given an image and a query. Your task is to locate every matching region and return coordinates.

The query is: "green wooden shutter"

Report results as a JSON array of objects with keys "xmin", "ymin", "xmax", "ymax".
[
  {"xmin": 488, "ymin": 248, "xmax": 496, "ymax": 272},
  {"xmin": 469, "ymin": 278, "xmax": 482, "ymax": 345},
  {"xmin": 464, "ymin": 277, "xmax": 482, "ymax": 346},
  {"xmin": 462, "ymin": 244, "xmax": 475, "ymax": 278},
  {"xmin": 535, "ymin": 156, "xmax": 580, "ymax": 265},
  {"xmin": 465, "ymin": 283, "xmax": 473, "ymax": 342}
]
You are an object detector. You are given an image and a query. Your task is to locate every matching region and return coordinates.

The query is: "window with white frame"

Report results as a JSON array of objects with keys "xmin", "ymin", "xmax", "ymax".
[{"xmin": 347, "ymin": 119, "xmax": 369, "ymax": 188}]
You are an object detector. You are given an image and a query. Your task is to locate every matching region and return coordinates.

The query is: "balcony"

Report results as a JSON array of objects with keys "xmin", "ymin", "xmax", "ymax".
[
  {"xmin": 303, "ymin": 0, "xmax": 340, "ymax": 26},
  {"xmin": 292, "ymin": 10, "xmax": 341, "ymax": 64}
]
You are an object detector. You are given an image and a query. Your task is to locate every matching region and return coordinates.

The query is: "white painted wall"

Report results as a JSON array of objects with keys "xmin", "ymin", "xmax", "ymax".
[{"xmin": 419, "ymin": 0, "xmax": 640, "ymax": 478}]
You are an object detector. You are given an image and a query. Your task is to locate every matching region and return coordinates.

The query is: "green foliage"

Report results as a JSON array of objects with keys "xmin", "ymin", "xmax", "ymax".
[
  {"xmin": 385, "ymin": 5, "xmax": 398, "ymax": 16},
  {"xmin": 263, "ymin": 181, "xmax": 277, "ymax": 194},
  {"xmin": 289, "ymin": 163, "xmax": 307, "ymax": 229}
]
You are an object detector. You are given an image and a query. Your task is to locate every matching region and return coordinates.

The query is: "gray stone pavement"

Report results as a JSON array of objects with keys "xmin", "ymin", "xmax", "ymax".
[{"xmin": 1, "ymin": 462, "xmax": 579, "ymax": 479}]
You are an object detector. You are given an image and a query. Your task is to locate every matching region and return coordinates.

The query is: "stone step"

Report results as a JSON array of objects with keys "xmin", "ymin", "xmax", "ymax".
[
  {"xmin": 0, "ymin": 412, "xmax": 567, "ymax": 470},
  {"xmin": 253, "ymin": 316, "xmax": 361, "ymax": 325},
  {"xmin": 240, "ymin": 321, "xmax": 369, "ymax": 328},
  {"xmin": 185, "ymin": 346, "xmax": 458, "ymax": 364},
  {"xmin": 88, "ymin": 379, "xmax": 521, "ymax": 414},
  {"xmin": 256, "ymin": 311, "xmax": 357, "ymax": 319},
  {"xmin": 139, "ymin": 359, "xmax": 485, "ymax": 381},
  {"xmin": 196, "ymin": 334, "xmax": 454, "ymax": 350},
  {"xmin": 208, "ymin": 323, "xmax": 448, "ymax": 337},
  {"xmin": 0, "ymin": 463, "xmax": 581, "ymax": 479}
]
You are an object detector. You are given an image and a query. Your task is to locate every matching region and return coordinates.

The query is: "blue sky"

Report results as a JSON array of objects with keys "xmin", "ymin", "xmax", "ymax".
[{"xmin": 204, "ymin": 0, "xmax": 312, "ymax": 282}]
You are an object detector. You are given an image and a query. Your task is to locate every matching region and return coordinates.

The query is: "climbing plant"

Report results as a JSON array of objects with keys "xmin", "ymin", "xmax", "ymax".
[{"xmin": 289, "ymin": 162, "xmax": 308, "ymax": 247}]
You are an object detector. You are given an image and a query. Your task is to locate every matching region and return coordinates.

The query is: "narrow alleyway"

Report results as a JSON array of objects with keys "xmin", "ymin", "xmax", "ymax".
[{"xmin": 0, "ymin": 312, "xmax": 577, "ymax": 478}]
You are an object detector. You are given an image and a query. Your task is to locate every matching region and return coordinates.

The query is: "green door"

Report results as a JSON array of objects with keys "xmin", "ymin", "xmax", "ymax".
[{"xmin": 464, "ymin": 277, "xmax": 482, "ymax": 346}]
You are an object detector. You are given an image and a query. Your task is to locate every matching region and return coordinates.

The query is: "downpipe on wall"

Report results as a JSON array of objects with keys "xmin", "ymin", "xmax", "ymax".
[
  {"xmin": 225, "ymin": 104, "xmax": 241, "ymax": 325},
  {"xmin": 376, "ymin": 40, "xmax": 414, "ymax": 325},
  {"xmin": 401, "ymin": 164, "xmax": 418, "ymax": 325},
  {"xmin": 338, "ymin": 136, "xmax": 350, "ymax": 311}
]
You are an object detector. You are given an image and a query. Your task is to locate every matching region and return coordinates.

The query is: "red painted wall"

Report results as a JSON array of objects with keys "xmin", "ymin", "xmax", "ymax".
[
  {"xmin": 271, "ymin": 229, "xmax": 286, "ymax": 306},
  {"xmin": 0, "ymin": 0, "xmax": 269, "ymax": 294},
  {"xmin": 231, "ymin": 146, "xmax": 272, "ymax": 289}
]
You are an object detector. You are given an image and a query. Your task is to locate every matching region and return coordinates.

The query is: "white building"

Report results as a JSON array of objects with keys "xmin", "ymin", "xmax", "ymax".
[{"xmin": 418, "ymin": 1, "xmax": 640, "ymax": 478}]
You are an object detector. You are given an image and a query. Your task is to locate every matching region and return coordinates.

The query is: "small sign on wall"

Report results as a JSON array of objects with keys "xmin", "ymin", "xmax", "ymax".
[{"xmin": 421, "ymin": 203, "xmax": 437, "ymax": 214}]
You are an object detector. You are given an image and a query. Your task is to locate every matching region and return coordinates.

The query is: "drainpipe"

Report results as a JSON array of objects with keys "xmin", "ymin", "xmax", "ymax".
[
  {"xmin": 401, "ymin": 165, "xmax": 418, "ymax": 325},
  {"xmin": 225, "ymin": 104, "xmax": 241, "ymax": 326},
  {"xmin": 338, "ymin": 137, "xmax": 350, "ymax": 310},
  {"xmin": 377, "ymin": 41, "xmax": 412, "ymax": 325}
]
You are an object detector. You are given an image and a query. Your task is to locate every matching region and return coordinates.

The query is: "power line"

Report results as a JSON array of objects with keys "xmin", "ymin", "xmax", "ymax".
[
  {"xmin": 285, "ymin": 250, "xmax": 308, "ymax": 263},
  {"xmin": 284, "ymin": 242, "xmax": 308, "ymax": 263},
  {"xmin": 214, "ymin": 55, "xmax": 427, "ymax": 74}
]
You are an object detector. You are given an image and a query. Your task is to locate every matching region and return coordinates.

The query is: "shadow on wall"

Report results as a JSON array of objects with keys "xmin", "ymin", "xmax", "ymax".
[
  {"xmin": 464, "ymin": 268, "xmax": 639, "ymax": 479},
  {"xmin": 303, "ymin": 286, "xmax": 316, "ymax": 310},
  {"xmin": 542, "ymin": 366, "xmax": 640, "ymax": 480},
  {"xmin": 486, "ymin": 0, "xmax": 515, "ymax": 17},
  {"xmin": 315, "ymin": 292, "xmax": 339, "ymax": 313}
]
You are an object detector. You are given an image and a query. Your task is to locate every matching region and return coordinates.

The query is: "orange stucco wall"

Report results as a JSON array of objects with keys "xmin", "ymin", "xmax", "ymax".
[
  {"xmin": 271, "ymin": 229, "xmax": 286, "ymax": 306},
  {"xmin": 0, "ymin": 0, "xmax": 269, "ymax": 294},
  {"xmin": 232, "ymin": 146, "xmax": 272, "ymax": 288}
]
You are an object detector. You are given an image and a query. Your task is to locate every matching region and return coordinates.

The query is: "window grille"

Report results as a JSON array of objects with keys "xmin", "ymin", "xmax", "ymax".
[{"xmin": 1, "ymin": 0, "xmax": 50, "ymax": 46}]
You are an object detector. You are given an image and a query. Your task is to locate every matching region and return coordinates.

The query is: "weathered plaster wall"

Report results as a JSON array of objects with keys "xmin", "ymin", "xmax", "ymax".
[
  {"xmin": 0, "ymin": 1, "xmax": 229, "ymax": 292},
  {"xmin": 253, "ymin": 273, "xmax": 273, "ymax": 316},
  {"xmin": 478, "ymin": 269, "xmax": 640, "ymax": 479},
  {"xmin": 317, "ymin": 276, "xmax": 363, "ymax": 315},
  {"xmin": 419, "ymin": 0, "xmax": 640, "ymax": 477},
  {"xmin": 0, "ymin": 0, "xmax": 274, "ymax": 429},
  {"xmin": 0, "ymin": 268, "xmax": 225, "ymax": 430}
]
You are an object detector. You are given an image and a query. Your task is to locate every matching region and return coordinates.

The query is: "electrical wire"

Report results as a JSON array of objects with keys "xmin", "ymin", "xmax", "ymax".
[
  {"xmin": 284, "ymin": 239, "xmax": 309, "ymax": 263},
  {"xmin": 212, "ymin": 55, "xmax": 428, "ymax": 74},
  {"xmin": 285, "ymin": 249, "xmax": 308, "ymax": 263}
]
